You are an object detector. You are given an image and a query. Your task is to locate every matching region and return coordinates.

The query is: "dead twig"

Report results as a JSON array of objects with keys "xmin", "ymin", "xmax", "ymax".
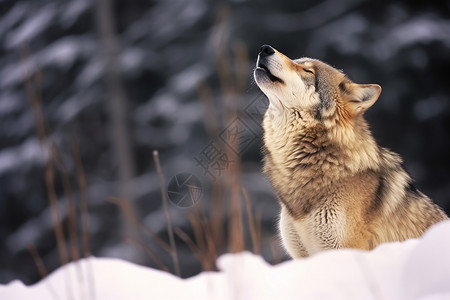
[
  {"xmin": 125, "ymin": 236, "xmax": 170, "ymax": 272},
  {"xmin": 52, "ymin": 144, "xmax": 81, "ymax": 264},
  {"xmin": 72, "ymin": 136, "xmax": 96, "ymax": 300},
  {"xmin": 23, "ymin": 47, "xmax": 75, "ymax": 300},
  {"xmin": 108, "ymin": 197, "xmax": 172, "ymax": 253},
  {"xmin": 153, "ymin": 150, "xmax": 181, "ymax": 276},
  {"xmin": 242, "ymin": 187, "xmax": 260, "ymax": 255},
  {"xmin": 27, "ymin": 244, "xmax": 59, "ymax": 300}
]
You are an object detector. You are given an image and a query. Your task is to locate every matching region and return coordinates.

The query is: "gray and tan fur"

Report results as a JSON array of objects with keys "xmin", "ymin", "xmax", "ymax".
[{"xmin": 253, "ymin": 45, "xmax": 448, "ymax": 258}]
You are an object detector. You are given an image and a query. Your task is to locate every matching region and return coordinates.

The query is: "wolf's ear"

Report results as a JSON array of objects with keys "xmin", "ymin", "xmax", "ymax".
[{"xmin": 345, "ymin": 84, "xmax": 382, "ymax": 115}]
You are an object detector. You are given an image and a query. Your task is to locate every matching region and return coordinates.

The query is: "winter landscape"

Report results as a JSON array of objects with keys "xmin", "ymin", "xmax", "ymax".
[{"xmin": 1, "ymin": 0, "xmax": 450, "ymax": 298}]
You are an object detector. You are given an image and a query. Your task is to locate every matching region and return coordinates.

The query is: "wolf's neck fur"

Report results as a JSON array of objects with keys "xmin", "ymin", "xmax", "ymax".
[
  {"xmin": 262, "ymin": 105, "xmax": 382, "ymax": 215},
  {"xmin": 264, "ymin": 106, "xmax": 380, "ymax": 172}
]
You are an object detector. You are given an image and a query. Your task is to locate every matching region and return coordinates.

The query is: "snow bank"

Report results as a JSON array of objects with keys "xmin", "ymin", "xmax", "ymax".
[{"xmin": 2, "ymin": 220, "xmax": 450, "ymax": 300}]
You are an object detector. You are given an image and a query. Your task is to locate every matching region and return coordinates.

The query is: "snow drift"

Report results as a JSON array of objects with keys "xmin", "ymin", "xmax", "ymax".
[{"xmin": 2, "ymin": 220, "xmax": 450, "ymax": 300}]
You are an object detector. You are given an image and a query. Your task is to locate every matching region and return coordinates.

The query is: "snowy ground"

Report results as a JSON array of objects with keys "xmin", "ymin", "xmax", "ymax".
[{"xmin": 2, "ymin": 220, "xmax": 450, "ymax": 300}]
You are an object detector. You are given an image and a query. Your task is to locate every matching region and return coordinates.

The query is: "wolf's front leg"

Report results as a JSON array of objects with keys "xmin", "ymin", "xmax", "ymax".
[{"xmin": 279, "ymin": 206, "xmax": 309, "ymax": 258}]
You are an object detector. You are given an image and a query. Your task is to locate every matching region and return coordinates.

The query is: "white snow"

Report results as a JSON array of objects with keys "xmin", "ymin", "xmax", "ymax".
[
  {"xmin": 2, "ymin": 220, "xmax": 450, "ymax": 300},
  {"xmin": 56, "ymin": 90, "xmax": 98, "ymax": 123},
  {"xmin": 0, "ymin": 138, "xmax": 44, "ymax": 176},
  {"xmin": 60, "ymin": 0, "xmax": 90, "ymax": 28},
  {"xmin": 413, "ymin": 96, "xmax": 448, "ymax": 121},
  {"xmin": 0, "ymin": 35, "xmax": 95, "ymax": 89},
  {"xmin": 373, "ymin": 17, "xmax": 450, "ymax": 61},
  {"xmin": 0, "ymin": 92, "xmax": 22, "ymax": 117},
  {"xmin": 5, "ymin": 4, "xmax": 56, "ymax": 49},
  {"xmin": 168, "ymin": 62, "xmax": 210, "ymax": 95},
  {"xmin": 0, "ymin": 2, "xmax": 28, "ymax": 38}
]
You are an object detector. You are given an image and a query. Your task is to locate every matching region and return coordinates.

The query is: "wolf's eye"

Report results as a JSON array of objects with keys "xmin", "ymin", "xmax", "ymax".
[{"xmin": 303, "ymin": 68, "xmax": 314, "ymax": 74}]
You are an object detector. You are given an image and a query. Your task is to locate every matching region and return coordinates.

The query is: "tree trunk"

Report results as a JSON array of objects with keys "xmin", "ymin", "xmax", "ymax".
[{"xmin": 95, "ymin": 0, "xmax": 136, "ymax": 235}]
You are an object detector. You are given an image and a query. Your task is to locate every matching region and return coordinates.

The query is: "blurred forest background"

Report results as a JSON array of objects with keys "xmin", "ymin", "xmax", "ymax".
[{"xmin": 1, "ymin": 0, "xmax": 450, "ymax": 284}]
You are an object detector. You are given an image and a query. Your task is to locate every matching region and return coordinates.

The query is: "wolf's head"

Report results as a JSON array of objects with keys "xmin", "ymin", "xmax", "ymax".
[{"xmin": 254, "ymin": 45, "xmax": 381, "ymax": 127}]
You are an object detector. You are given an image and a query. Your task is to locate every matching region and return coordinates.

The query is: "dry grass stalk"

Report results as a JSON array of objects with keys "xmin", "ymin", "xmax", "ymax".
[
  {"xmin": 152, "ymin": 150, "xmax": 181, "ymax": 276},
  {"xmin": 72, "ymin": 136, "xmax": 96, "ymax": 300},
  {"xmin": 193, "ymin": 202, "xmax": 219, "ymax": 270},
  {"xmin": 270, "ymin": 237, "xmax": 282, "ymax": 265},
  {"xmin": 52, "ymin": 144, "xmax": 81, "ymax": 263},
  {"xmin": 175, "ymin": 225, "xmax": 214, "ymax": 271},
  {"xmin": 186, "ymin": 6, "xmax": 255, "ymax": 262},
  {"xmin": 72, "ymin": 136, "xmax": 91, "ymax": 258},
  {"xmin": 255, "ymin": 210, "xmax": 262, "ymax": 251},
  {"xmin": 209, "ymin": 182, "xmax": 225, "ymax": 254},
  {"xmin": 27, "ymin": 244, "xmax": 59, "ymax": 300},
  {"xmin": 227, "ymin": 180, "xmax": 245, "ymax": 254},
  {"xmin": 242, "ymin": 187, "xmax": 260, "ymax": 255},
  {"xmin": 214, "ymin": 8, "xmax": 250, "ymax": 255},
  {"xmin": 52, "ymin": 143, "xmax": 88, "ymax": 300},
  {"xmin": 196, "ymin": 81, "xmax": 227, "ymax": 256},
  {"xmin": 125, "ymin": 236, "xmax": 170, "ymax": 272},
  {"xmin": 213, "ymin": 6, "xmax": 234, "ymax": 107},
  {"xmin": 216, "ymin": 37, "xmax": 245, "ymax": 256},
  {"xmin": 232, "ymin": 41, "xmax": 250, "ymax": 93},
  {"xmin": 45, "ymin": 147, "xmax": 69, "ymax": 268},
  {"xmin": 22, "ymin": 50, "xmax": 78, "ymax": 299},
  {"xmin": 185, "ymin": 212, "xmax": 216, "ymax": 271},
  {"xmin": 23, "ymin": 59, "xmax": 46, "ymax": 144},
  {"xmin": 186, "ymin": 212, "xmax": 208, "ymax": 265},
  {"xmin": 197, "ymin": 82, "xmax": 220, "ymax": 138},
  {"xmin": 108, "ymin": 197, "xmax": 172, "ymax": 253},
  {"xmin": 108, "ymin": 197, "xmax": 139, "ymax": 227},
  {"xmin": 22, "ymin": 49, "xmax": 69, "ymax": 266},
  {"xmin": 173, "ymin": 227, "xmax": 202, "ymax": 263},
  {"xmin": 140, "ymin": 224, "xmax": 172, "ymax": 254}
]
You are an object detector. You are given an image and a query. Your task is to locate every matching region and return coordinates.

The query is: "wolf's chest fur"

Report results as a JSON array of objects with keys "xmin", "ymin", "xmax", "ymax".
[
  {"xmin": 263, "ymin": 112, "xmax": 346, "ymax": 218},
  {"xmin": 262, "ymin": 111, "xmax": 380, "ymax": 255}
]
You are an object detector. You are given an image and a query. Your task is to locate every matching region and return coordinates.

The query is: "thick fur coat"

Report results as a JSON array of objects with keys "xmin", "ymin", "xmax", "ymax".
[{"xmin": 254, "ymin": 45, "xmax": 448, "ymax": 258}]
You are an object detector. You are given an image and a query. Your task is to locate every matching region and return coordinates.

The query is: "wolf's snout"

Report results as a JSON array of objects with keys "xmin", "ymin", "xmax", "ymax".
[
  {"xmin": 260, "ymin": 44, "xmax": 275, "ymax": 57},
  {"xmin": 254, "ymin": 44, "xmax": 283, "ymax": 84}
]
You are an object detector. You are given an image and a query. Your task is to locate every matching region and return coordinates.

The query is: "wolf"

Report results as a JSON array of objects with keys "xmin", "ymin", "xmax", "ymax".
[{"xmin": 254, "ymin": 45, "xmax": 448, "ymax": 258}]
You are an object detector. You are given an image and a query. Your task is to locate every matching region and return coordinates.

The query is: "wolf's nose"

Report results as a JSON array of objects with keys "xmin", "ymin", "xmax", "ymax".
[{"xmin": 260, "ymin": 44, "xmax": 275, "ymax": 57}]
